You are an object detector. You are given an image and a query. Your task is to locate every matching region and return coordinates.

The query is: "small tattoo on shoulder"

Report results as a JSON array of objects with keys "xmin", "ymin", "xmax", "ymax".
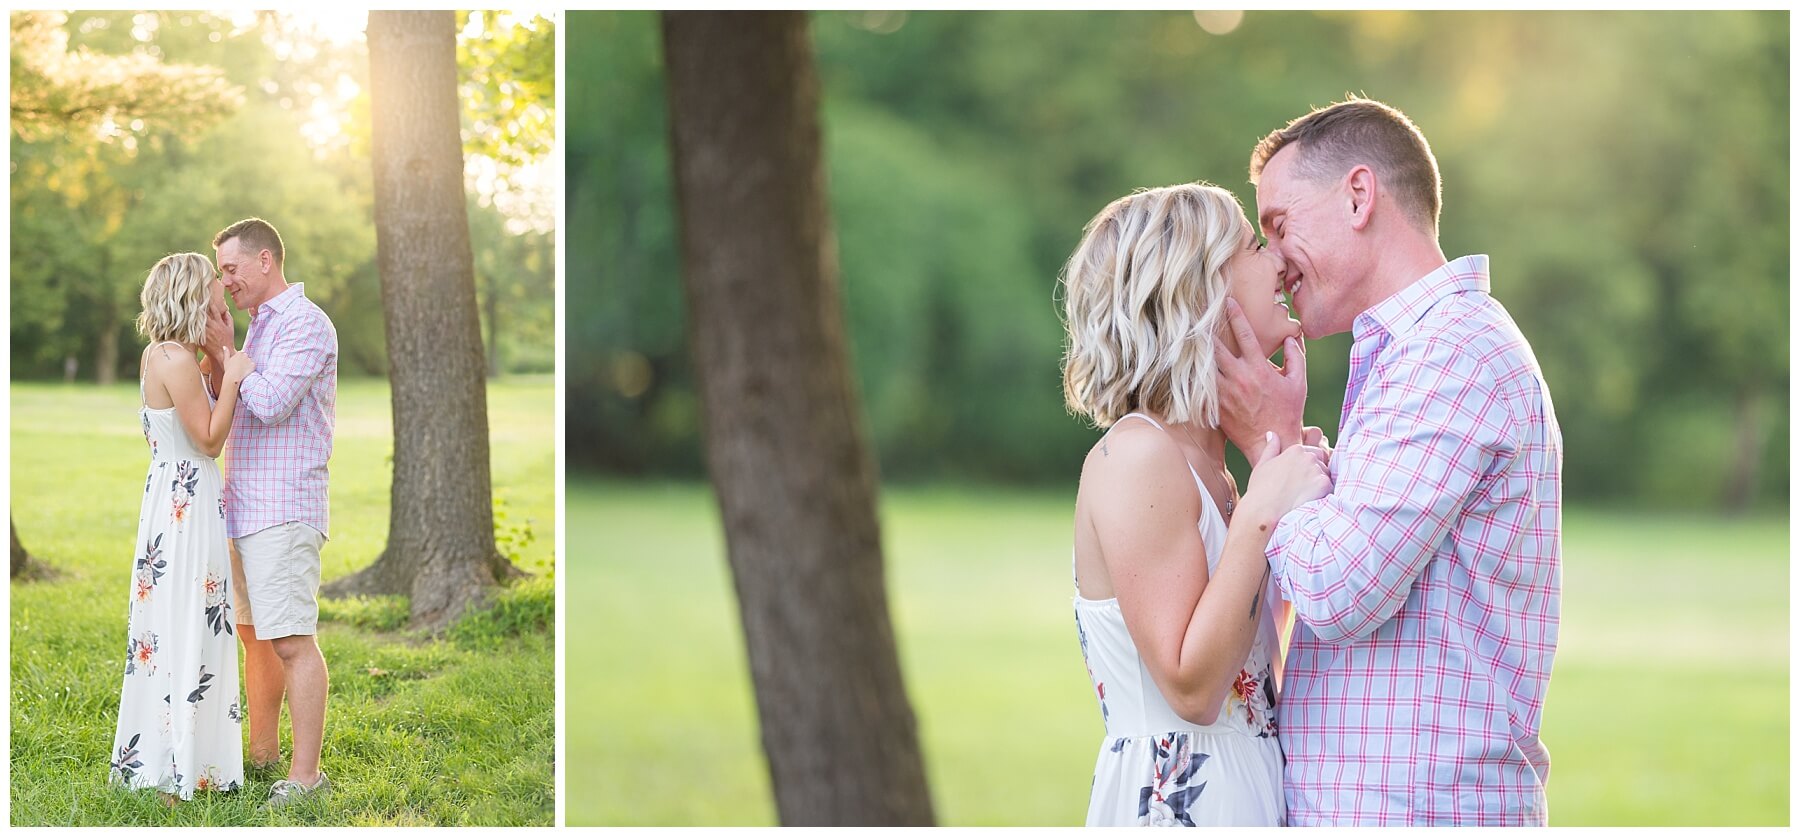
[{"xmin": 1100, "ymin": 441, "xmax": 1109, "ymax": 457}]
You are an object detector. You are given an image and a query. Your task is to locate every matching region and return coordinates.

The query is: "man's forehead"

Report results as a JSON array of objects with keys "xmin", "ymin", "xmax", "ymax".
[
  {"xmin": 1255, "ymin": 147, "xmax": 1296, "ymax": 226},
  {"xmin": 216, "ymin": 237, "xmax": 248, "ymax": 260}
]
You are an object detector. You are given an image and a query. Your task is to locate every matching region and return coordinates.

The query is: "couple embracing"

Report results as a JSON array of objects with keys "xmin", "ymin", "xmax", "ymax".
[
  {"xmin": 110, "ymin": 218, "xmax": 338, "ymax": 810},
  {"xmin": 1064, "ymin": 98, "xmax": 1561, "ymax": 826}
]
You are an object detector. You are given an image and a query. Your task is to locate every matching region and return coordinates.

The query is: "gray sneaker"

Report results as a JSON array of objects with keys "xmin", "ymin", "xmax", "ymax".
[{"xmin": 265, "ymin": 771, "xmax": 330, "ymax": 811}]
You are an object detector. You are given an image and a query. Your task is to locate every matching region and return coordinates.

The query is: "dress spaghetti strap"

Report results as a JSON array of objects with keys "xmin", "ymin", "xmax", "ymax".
[
  {"xmin": 139, "ymin": 341, "xmax": 189, "ymax": 407},
  {"xmin": 1109, "ymin": 412, "xmax": 1206, "ymax": 494}
]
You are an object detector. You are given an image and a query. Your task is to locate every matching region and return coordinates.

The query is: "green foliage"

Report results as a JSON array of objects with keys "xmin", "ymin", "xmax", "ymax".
[
  {"xmin": 449, "ymin": 576, "xmax": 554, "ymax": 651},
  {"xmin": 492, "ymin": 491, "xmax": 544, "ymax": 576},
  {"xmin": 10, "ymin": 11, "xmax": 241, "ymax": 143},
  {"xmin": 11, "ymin": 12, "xmax": 555, "ymax": 382},
  {"xmin": 569, "ymin": 478, "xmax": 1788, "ymax": 826},
  {"xmin": 10, "ymin": 379, "xmax": 554, "ymax": 825},
  {"xmin": 456, "ymin": 11, "xmax": 555, "ymax": 177},
  {"xmin": 470, "ymin": 201, "xmax": 556, "ymax": 376},
  {"xmin": 318, "ymin": 595, "xmax": 411, "ymax": 632},
  {"xmin": 567, "ymin": 10, "xmax": 1789, "ymax": 509}
]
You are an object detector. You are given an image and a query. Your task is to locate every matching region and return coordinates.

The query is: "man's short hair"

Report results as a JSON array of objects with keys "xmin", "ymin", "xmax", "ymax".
[
  {"xmin": 1249, "ymin": 96, "xmax": 1442, "ymax": 232},
  {"xmin": 212, "ymin": 217, "xmax": 286, "ymax": 266}
]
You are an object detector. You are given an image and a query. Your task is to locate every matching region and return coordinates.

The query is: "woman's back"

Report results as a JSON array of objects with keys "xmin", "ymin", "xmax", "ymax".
[
  {"xmin": 1072, "ymin": 413, "xmax": 1284, "ymax": 826},
  {"xmin": 112, "ymin": 339, "xmax": 242, "ymax": 799}
]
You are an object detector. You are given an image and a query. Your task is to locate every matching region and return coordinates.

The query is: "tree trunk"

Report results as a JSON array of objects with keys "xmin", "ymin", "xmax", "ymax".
[
  {"xmin": 95, "ymin": 302, "xmax": 118, "ymax": 386},
  {"xmin": 322, "ymin": 10, "xmax": 522, "ymax": 632},
  {"xmin": 661, "ymin": 11, "xmax": 935, "ymax": 826},
  {"xmin": 484, "ymin": 273, "xmax": 503, "ymax": 378},
  {"xmin": 12, "ymin": 517, "xmax": 29, "ymax": 578},
  {"xmin": 11, "ymin": 516, "xmax": 51, "ymax": 580},
  {"xmin": 1725, "ymin": 383, "xmax": 1767, "ymax": 513}
]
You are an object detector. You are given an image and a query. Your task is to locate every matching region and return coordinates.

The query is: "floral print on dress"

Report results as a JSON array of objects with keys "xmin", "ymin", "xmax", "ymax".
[
  {"xmin": 117, "ymin": 404, "xmax": 243, "ymax": 800},
  {"xmin": 1137, "ymin": 733, "xmax": 1210, "ymax": 826},
  {"xmin": 111, "ymin": 733, "xmax": 146, "ymax": 783},
  {"xmin": 1074, "ymin": 611, "xmax": 1109, "ymax": 724},
  {"xmin": 194, "ymin": 765, "xmax": 239, "ymax": 793},
  {"xmin": 125, "ymin": 631, "xmax": 159, "ymax": 676},
  {"xmin": 203, "ymin": 570, "xmax": 233, "ymax": 636},
  {"xmin": 165, "ymin": 752, "xmax": 183, "ymax": 792},
  {"xmin": 172, "ymin": 461, "xmax": 199, "ymax": 496},
  {"xmin": 1226, "ymin": 661, "xmax": 1278, "ymax": 739},
  {"xmin": 134, "ymin": 534, "xmax": 167, "ymax": 603},
  {"xmin": 142, "ymin": 413, "xmax": 158, "ymax": 459},
  {"xmin": 171, "ymin": 461, "xmax": 199, "ymax": 525},
  {"xmin": 187, "ymin": 666, "xmax": 215, "ymax": 704}
]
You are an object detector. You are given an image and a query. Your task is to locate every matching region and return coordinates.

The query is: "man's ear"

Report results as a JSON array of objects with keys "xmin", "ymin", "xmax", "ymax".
[{"xmin": 1346, "ymin": 165, "xmax": 1376, "ymax": 232}]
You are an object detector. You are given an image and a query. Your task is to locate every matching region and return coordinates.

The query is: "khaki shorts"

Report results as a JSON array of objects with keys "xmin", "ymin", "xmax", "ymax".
[{"xmin": 230, "ymin": 521, "xmax": 325, "ymax": 640}]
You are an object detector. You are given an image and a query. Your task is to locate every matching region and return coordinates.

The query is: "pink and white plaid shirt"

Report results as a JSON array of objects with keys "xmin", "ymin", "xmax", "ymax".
[
  {"xmin": 1267, "ymin": 255, "xmax": 1561, "ymax": 826},
  {"xmin": 225, "ymin": 283, "xmax": 337, "ymax": 540}
]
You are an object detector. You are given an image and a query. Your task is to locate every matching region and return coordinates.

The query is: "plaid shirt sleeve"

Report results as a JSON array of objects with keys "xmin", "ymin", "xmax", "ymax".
[
  {"xmin": 239, "ymin": 310, "xmax": 333, "ymax": 425},
  {"xmin": 1267, "ymin": 333, "xmax": 1514, "ymax": 644}
]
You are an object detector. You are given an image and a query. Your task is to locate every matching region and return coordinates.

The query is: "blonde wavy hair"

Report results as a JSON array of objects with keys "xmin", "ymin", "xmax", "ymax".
[
  {"xmin": 134, "ymin": 252, "xmax": 213, "ymax": 347},
  {"xmin": 1058, "ymin": 182, "xmax": 1245, "ymax": 429}
]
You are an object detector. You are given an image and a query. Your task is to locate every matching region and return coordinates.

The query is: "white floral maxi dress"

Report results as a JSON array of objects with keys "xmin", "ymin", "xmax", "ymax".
[
  {"xmin": 1074, "ymin": 413, "xmax": 1285, "ymax": 826},
  {"xmin": 110, "ymin": 369, "xmax": 244, "ymax": 798}
]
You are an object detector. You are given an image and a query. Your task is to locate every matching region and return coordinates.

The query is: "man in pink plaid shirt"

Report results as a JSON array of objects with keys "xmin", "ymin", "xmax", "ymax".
[
  {"xmin": 203, "ymin": 217, "xmax": 339, "ymax": 809},
  {"xmin": 1215, "ymin": 98, "xmax": 1561, "ymax": 825}
]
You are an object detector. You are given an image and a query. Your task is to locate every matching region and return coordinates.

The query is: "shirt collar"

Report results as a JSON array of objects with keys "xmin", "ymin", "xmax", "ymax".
[
  {"xmin": 248, "ymin": 282, "xmax": 304, "ymax": 320},
  {"xmin": 1352, "ymin": 255, "xmax": 1490, "ymax": 343}
]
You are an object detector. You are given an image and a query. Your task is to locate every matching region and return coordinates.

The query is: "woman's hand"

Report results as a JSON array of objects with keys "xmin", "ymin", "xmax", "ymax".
[
  {"xmin": 221, "ymin": 344, "xmax": 255, "ymax": 385},
  {"xmin": 1302, "ymin": 425, "xmax": 1333, "ymax": 467},
  {"xmin": 1238, "ymin": 431, "xmax": 1332, "ymax": 527}
]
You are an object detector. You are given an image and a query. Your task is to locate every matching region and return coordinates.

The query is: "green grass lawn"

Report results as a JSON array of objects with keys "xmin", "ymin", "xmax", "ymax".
[
  {"xmin": 10, "ymin": 378, "xmax": 555, "ymax": 826},
  {"xmin": 569, "ymin": 478, "xmax": 1788, "ymax": 826}
]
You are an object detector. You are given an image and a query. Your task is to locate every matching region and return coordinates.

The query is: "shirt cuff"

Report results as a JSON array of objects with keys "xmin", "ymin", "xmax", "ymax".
[{"xmin": 1264, "ymin": 502, "xmax": 1311, "ymax": 593}]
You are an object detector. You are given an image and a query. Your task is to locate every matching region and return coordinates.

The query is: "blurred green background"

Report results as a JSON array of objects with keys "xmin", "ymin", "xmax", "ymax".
[
  {"xmin": 11, "ymin": 11, "xmax": 555, "ymax": 383},
  {"xmin": 568, "ymin": 9, "xmax": 1789, "ymax": 826}
]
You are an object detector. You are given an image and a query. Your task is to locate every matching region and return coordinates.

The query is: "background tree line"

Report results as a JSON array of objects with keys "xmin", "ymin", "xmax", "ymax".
[
  {"xmin": 570, "ymin": 10, "xmax": 1788, "ymax": 511},
  {"xmin": 11, "ymin": 11, "xmax": 555, "ymax": 385}
]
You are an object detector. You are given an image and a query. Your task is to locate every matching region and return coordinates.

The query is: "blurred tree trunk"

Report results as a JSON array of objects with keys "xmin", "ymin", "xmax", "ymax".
[
  {"xmin": 11, "ymin": 517, "xmax": 29, "ymax": 577},
  {"xmin": 11, "ymin": 516, "xmax": 51, "ymax": 580},
  {"xmin": 95, "ymin": 301, "xmax": 118, "ymax": 386},
  {"xmin": 661, "ymin": 11, "xmax": 935, "ymax": 826},
  {"xmin": 484, "ymin": 278, "xmax": 503, "ymax": 378},
  {"xmin": 322, "ymin": 10, "xmax": 521, "ymax": 631},
  {"xmin": 1725, "ymin": 384, "xmax": 1767, "ymax": 512}
]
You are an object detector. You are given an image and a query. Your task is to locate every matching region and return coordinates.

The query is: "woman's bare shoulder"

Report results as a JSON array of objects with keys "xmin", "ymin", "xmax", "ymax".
[
  {"xmin": 144, "ymin": 343, "xmax": 197, "ymax": 368},
  {"xmin": 1080, "ymin": 421, "xmax": 1194, "ymax": 504}
]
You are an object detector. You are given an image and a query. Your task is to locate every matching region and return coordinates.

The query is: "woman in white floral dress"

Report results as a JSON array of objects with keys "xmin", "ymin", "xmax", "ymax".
[
  {"xmin": 1058, "ymin": 183, "xmax": 1334, "ymax": 825},
  {"xmin": 111, "ymin": 253, "xmax": 254, "ymax": 801}
]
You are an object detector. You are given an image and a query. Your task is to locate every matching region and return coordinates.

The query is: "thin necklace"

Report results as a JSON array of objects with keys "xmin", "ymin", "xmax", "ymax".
[{"xmin": 1174, "ymin": 421, "xmax": 1237, "ymax": 519}]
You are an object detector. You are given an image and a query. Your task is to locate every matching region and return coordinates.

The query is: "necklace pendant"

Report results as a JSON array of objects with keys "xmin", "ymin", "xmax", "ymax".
[{"xmin": 1225, "ymin": 498, "xmax": 1235, "ymax": 517}]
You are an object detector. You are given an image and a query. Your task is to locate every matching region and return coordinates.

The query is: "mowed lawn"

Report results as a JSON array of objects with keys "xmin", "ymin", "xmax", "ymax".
[
  {"xmin": 569, "ymin": 478, "xmax": 1788, "ymax": 826},
  {"xmin": 10, "ymin": 379, "xmax": 555, "ymax": 826}
]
